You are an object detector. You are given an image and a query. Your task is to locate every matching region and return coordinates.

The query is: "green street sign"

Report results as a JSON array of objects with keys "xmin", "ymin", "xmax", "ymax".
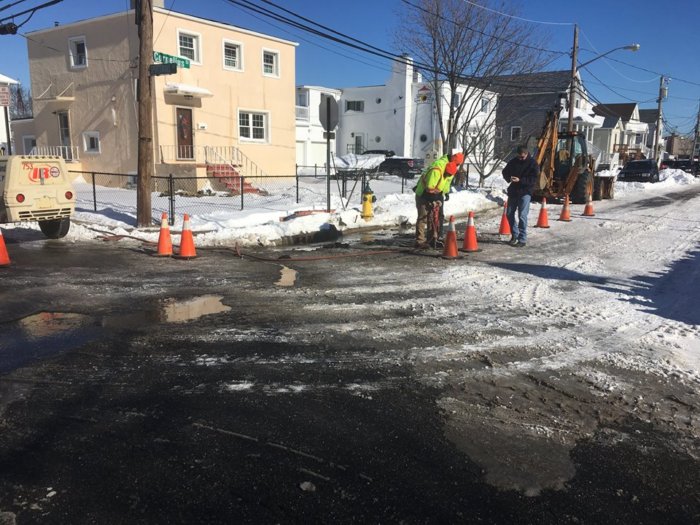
[{"xmin": 153, "ymin": 51, "xmax": 190, "ymax": 69}]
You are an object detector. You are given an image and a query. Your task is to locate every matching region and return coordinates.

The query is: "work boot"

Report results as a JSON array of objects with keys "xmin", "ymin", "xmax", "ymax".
[
  {"xmin": 508, "ymin": 236, "xmax": 519, "ymax": 246},
  {"xmin": 414, "ymin": 241, "xmax": 430, "ymax": 250}
]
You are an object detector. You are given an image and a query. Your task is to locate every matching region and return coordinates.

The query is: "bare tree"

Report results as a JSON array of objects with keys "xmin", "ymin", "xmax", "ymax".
[
  {"xmin": 396, "ymin": 0, "xmax": 557, "ymax": 184},
  {"xmin": 10, "ymin": 83, "xmax": 32, "ymax": 120}
]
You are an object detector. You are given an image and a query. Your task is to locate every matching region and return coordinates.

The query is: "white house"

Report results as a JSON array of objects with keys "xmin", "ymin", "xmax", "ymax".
[
  {"xmin": 295, "ymin": 85, "xmax": 341, "ymax": 172},
  {"xmin": 334, "ymin": 56, "xmax": 497, "ymax": 164}
]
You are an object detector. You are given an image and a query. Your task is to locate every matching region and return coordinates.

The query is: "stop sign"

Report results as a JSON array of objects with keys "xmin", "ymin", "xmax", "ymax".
[{"xmin": 319, "ymin": 94, "xmax": 339, "ymax": 131}]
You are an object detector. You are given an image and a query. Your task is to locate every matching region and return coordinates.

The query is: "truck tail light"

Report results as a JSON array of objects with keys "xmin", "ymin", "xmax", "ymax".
[
  {"xmin": 65, "ymin": 191, "xmax": 73, "ymax": 200},
  {"xmin": 16, "ymin": 193, "xmax": 25, "ymax": 203}
]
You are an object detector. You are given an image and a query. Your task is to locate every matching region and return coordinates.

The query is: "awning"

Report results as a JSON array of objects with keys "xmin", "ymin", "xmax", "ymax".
[
  {"xmin": 164, "ymin": 83, "xmax": 213, "ymax": 98},
  {"xmin": 0, "ymin": 73, "xmax": 19, "ymax": 85},
  {"xmin": 559, "ymin": 108, "xmax": 604, "ymax": 127}
]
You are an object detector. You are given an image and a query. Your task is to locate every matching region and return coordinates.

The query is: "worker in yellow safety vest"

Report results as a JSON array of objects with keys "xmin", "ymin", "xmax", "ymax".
[{"xmin": 414, "ymin": 152, "xmax": 464, "ymax": 248}]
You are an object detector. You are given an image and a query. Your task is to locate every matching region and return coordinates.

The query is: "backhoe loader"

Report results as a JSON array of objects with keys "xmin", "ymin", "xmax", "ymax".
[{"xmin": 532, "ymin": 108, "xmax": 614, "ymax": 204}]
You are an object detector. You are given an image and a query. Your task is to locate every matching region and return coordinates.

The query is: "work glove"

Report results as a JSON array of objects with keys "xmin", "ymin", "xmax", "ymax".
[{"xmin": 444, "ymin": 193, "xmax": 450, "ymax": 201}]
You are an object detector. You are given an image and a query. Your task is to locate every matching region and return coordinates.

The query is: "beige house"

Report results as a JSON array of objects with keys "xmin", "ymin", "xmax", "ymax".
[{"xmin": 13, "ymin": 4, "xmax": 297, "ymax": 190}]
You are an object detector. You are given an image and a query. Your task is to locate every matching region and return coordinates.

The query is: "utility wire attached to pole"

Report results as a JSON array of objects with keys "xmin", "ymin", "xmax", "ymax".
[
  {"xmin": 567, "ymin": 24, "xmax": 579, "ymax": 133},
  {"xmin": 691, "ymin": 100, "xmax": 700, "ymax": 163},
  {"xmin": 653, "ymin": 76, "xmax": 667, "ymax": 161},
  {"xmin": 136, "ymin": 0, "xmax": 154, "ymax": 227}
]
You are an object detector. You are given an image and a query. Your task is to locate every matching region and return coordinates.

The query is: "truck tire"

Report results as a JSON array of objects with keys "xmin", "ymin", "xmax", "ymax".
[
  {"xmin": 592, "ymin": 177, "xmax": 603, "ymax": 201},
  {"xmin": 570, "ymin": 171, "xmax": 592, "ymax": 204},
  {"xmin": 39, "ymin": 217, "xmax": 71, "ymax": 239}
]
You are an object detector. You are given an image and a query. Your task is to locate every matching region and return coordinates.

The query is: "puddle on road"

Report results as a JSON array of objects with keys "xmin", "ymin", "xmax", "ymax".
[
  {"xmin": 275, "ymin": 266, "xmax": 298, "ymax": 287},
  {"xmin": 2, "ymin": 296, "xmax": 231, "ymax": 374},
  {"xmin": 160, "ymin": 295, "xmax": 231, "ymax": 323},
  {"xmin": 18, "ymin": 312, "xmax": 89, "ymax": 338},
  {"xmin": 1, "ymin": 311, "xmax": 97, "ymax": 374},
  {"xmin": 102, "ymin": 295, "xmax": 231, "ymax": 328}
]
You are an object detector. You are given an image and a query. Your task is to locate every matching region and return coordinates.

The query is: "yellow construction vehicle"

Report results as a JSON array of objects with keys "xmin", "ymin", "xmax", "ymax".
[{"xmin": 533, "ymin": 108, "xmax": 614, "ymax": 204}]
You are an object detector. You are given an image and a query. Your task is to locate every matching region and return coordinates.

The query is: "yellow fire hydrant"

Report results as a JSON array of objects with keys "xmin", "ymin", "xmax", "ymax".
[{"xmin": 361, "ymin": 182, "xmax": 377, "ymax": 220}]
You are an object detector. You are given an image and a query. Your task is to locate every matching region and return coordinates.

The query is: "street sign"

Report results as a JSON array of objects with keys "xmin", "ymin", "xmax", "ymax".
[
  {"xmin": 153, "ymin": 51, "xmax": 190, "ymax": 69},
  {"xmin": 323, "ymin": 132, "xmax": 335, "ymax": 139},
  {"xmin": 319, "ymin": 95, "xmax": 338, "ymax": 131},
  {"xmin": 0, "ymin": 86, "xmax": 9, "ymax": 107},
  {"xmin": 149, "ymin": 63, "xmax": 178, "ymax": 77}
]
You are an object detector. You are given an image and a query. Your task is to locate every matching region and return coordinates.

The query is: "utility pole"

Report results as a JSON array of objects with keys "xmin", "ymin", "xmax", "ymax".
[
  {"xmin": 653, "ymin": 76, "xmax": 667, "ymax": 162},
  {"xmin": 691, "ymin": 99, "xmax": 700, "ymax": 163},
  {"xmin": 567, "ymin": 24, "xmax": 579, "ymax": 134},
  {"xmin": 136, "ymin": 0, "xmax": 154, "ymax": 227}
]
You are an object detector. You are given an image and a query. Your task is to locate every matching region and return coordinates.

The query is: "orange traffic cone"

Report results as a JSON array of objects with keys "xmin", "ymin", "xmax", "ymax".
[
  {"xmin": 558, "ymin": 195, "xmax": 572, "ymax": 222},
  {"xmin": 498, "ymin": 201, "xmax": 511, "ymax": 236},
  {"xmin": 582, "ymin": 196, "xmax": 595, "ymax": 217},
  {"xmin": 154, "ymin": 212, "xmax": 173, "ymax": 257},
  {"xmin": 461, "ymin": 211, "xmax": 480, "ymax": 252},
  {"xmin": 534, "ymin": 198, "xmax": 550, "ymax": 228},
  {"xmin": 175, "ymin": 214, "xmax": 197, "ymax": 259},
  {"xmin": 0, "ymin": 228, "xmax": 10, "ymax": 268},
  {"xmin": 442, "ymin": 215, "xmax": 459, "ymax": 259}
]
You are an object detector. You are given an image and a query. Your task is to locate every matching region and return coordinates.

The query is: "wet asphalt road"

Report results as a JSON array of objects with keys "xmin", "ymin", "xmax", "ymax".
[{"xmin": 0, "ymin": 227, "xmax": 699, "ymax": 524}]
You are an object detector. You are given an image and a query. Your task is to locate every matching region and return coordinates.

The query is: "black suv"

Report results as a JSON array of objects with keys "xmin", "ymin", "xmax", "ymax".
[
  {"xmin": 363, "ymin": 150, "xmax": 425, "ymax": 179},
  {"xmin": 660, "ymin": 159, "xmax": 699, "ymax": 176},
  {"xmin": 617, "ymin": 159, "xmax": 660, "ymax": 183}
]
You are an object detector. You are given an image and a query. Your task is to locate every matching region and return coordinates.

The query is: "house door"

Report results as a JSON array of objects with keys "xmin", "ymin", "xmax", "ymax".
[
  {"xmin": 56, "ymin": 111, "xmax": 73, "ymax": 161},
  {"xmin": 352, "ymin": 133, "xmax": 365, "ymax": 154},
  {"xmin": 176, "ymin": 107, "xmax": 194, "ymax": 159}
]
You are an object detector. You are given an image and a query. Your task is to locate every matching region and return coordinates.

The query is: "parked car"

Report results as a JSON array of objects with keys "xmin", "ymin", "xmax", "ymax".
[
  {"xmin": 617, "ymin": 159, "xmax": 660, "ymax": 183},
  {"xmin": 673, "ymin": 159, "xmax": 699, "ymax": 176},
  {"xmin": 362, "ymin": 150, "xmax": 425, "ymax": 179},
  {"xmin": 659, "ymin": 159, "xmax": 699, "ymax": 176}
]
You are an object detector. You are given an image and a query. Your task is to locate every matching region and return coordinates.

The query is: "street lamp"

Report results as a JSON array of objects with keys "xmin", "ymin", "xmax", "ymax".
[{"xmin": 567, "ymin": 24, "xmax": 640, "ymax": 133}]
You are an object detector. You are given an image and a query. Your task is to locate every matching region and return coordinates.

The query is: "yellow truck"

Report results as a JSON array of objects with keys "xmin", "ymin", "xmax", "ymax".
[{"xmin": 0, "ymin": 155, "xmax": 75, "ymax": 238}]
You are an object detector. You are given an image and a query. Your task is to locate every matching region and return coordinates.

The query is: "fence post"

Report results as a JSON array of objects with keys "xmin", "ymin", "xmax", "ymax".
[
  {"xmin": 466, "ymin": 164, "xmax": 470, "ymax": 189},
  {"xmin": 314, "ymin": 164, "xmax": 318, "ymax": 178},
  {"xmin": 91, "ymin": 173, "xmax": 97, "ymax": 211},
  {"xmin": 168, "ymin": 174, "xmax": 175, "ymax": 225},
  {"xmin": 240, "ymin": 176, "xmax": 245, "ymax": 211},
  {"xmin": 296, "ymin": 170, "xmax": 300, "ymax": 203}
]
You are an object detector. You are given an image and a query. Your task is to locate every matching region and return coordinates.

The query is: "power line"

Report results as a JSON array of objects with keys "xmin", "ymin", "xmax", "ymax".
[
  {"xmin": 578, "ymin": 29, "xmax": 657, "ymax": 84},
  {"xmin": 399, "ymin": 0, "xmax": 570, "ymax": 56},
  {"xmin": 604, "ymin": 56, "xmax": 700, "ymax": 88},
  {"xmin": 457, "ymin": 0, "xmax": 574, "ymax": 26}
]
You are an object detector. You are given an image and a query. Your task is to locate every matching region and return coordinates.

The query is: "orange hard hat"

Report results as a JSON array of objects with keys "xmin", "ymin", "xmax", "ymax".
[{"xmin": 451, "ymin": 152, "xmax": 464, "ymax": 165}]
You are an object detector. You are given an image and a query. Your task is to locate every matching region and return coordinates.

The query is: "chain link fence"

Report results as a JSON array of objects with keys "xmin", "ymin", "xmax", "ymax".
[{"xmin": 70, "ymin": 168, "xmax": 416, "ymax": 226}]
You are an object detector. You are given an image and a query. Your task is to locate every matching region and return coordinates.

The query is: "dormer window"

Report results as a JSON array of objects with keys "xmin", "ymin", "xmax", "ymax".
[{"xmin": 69, "ymin": 36, "xmax": 87, "ymax": 68}]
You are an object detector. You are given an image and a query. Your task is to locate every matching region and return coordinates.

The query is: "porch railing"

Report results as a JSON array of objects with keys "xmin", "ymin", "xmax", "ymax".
[
  {"xmin": 159, "ymin": 145, "xmax": 268, "ymax": 180},
  {"xmin": 31, "ymin": 145, "xmax": 80, "ymax": 162}
]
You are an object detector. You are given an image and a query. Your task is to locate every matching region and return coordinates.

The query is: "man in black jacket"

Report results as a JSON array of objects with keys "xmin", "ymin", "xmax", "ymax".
[{"xmin": 502, "ymin": 145, "xmax": 540, "ymax": 247}]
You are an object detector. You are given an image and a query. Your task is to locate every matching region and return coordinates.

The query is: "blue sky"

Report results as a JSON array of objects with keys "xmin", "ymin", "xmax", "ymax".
[{"xmin": 2, "ymin": 0, "xmax": 698, "ymax": 135}]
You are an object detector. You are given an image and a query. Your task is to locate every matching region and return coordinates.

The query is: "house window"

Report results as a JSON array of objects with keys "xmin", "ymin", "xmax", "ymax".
[
  {"xmin": 262, "ymin": 50, "xmax": 279, "ymax": 76},
  {"xmin": 22, "ymin": 135, "xmax": 36, "ymax": 155},
  {"xmin": 223, "ymin": 41, "xmax": 242, "ymax": 71},
  {"xmin": 481, "ymin": 98, "xmax": 490, "ymax": 113},
  {"xmin": 296, "ymin": 90, "xmax": 308, "ymax": 107},
  {"xmin": 345, "ymin": 100, "xmax": 364, "ymax": 112},
  {"xmin": 178, "ymin": 31, "xmax": 201, "ymax": 63},
  {"xmin": 495, "ymin": 127, "xmax": 502, "ymax": 139},
  {"xmin": 510, "ymin": 126, "xmax": 521, "ymax": 142},
  {"xmin": 68, "ymin": 36, "xmax": 87, "ymax": 68},
  {"xmin": 451, "ymin": 92, "xmax": 460, "ymax": 108},
  {"xmin": 82, "ymin": 131, "xmax": 100, "ymax": 154},
  {"xmin": 239, "ymin": 111, "xmax": 268, "ymax": 142}
]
